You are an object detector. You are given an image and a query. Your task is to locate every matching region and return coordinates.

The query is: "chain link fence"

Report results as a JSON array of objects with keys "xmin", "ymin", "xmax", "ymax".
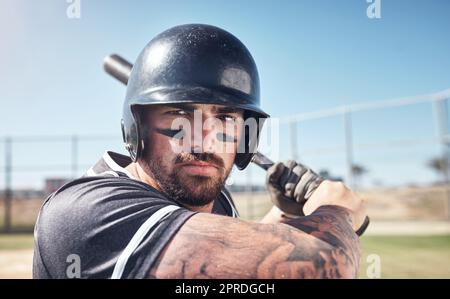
[{"xmin": 1, "ymin": 89, "xmax": 450, "ymax": 232}]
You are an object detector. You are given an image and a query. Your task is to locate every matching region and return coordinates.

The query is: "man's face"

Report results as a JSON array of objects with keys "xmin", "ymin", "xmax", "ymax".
[{"xmin": 138, "ymin": 103, "xmax": 244, "ymax": 207}]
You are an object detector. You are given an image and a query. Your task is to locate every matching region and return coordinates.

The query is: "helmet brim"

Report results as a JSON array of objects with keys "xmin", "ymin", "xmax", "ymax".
[{"xmin": 130, "ymin": 86, "xmax": 270, "ymax": 119}]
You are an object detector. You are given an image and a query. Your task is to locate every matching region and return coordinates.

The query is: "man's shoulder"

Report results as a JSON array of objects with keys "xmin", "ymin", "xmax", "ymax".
[
  {"xmin": 50, "ymin": 175, "xmax": 167, "ymax": 203},
  {"xmin": 38, "ymin": 175, "xmax": 177, "ymax": 229},
  {"xmin": 33, "ymin": 175, "xmax": 194, "ymax": 279}
]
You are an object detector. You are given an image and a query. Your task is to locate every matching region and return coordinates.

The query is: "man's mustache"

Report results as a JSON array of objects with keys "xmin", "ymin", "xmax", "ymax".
[{"xmin": 174, "ymin": 152, "xmax": 225, "ymax": 169}]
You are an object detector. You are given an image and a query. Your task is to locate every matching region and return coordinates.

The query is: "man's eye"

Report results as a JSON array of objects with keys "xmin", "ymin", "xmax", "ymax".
[
  {"xmin": 167, "ymin": 110, "xmax": 188, "ymax": 116},
  {"xmin": 218, "ymin": 114, "xmax": 236, "ymax": 122}
]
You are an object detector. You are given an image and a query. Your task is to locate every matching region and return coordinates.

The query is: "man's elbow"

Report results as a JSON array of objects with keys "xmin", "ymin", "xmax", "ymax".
[
  {"xmin": 315, "ymin": 245, "xmax": 360, "ymax": 279},
  {"xmin": 337, "ymin": 262, "xmax": 359, "ymax": 279}
]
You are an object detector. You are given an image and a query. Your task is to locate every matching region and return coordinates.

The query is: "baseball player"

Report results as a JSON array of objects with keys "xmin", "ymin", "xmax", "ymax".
[{"xmin": 33, "ymin": 24, "xmax": 368, "ymax": 279}]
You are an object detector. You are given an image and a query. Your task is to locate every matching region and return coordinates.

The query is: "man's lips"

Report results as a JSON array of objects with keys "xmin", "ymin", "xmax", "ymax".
[
  {"xmin": 177, "ymin": 161, "xmax": 221, "ymax": 176},
  {"xmin": 180, "ymin": 161, "xmax": 219, "ymax": 168}
]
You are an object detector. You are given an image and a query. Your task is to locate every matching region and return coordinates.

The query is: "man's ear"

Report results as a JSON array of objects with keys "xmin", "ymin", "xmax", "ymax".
[{"xmin": 141, "ymin": 139, "xmax": 145, "ymax": 153}]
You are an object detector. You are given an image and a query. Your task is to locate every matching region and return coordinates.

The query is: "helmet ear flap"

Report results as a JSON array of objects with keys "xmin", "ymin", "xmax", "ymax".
[
  {"xmin": 234, "ymin": 111, "xmax": 266, "ymax": 170},
  {"xmin": 122, "ymin": 106, "xmax": 142, "ymax": 162}
]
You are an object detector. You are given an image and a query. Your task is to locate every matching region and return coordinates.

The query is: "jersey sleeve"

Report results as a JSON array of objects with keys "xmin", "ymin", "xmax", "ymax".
[{"xmin": 33, "ymin": 176, "xmax": 196, "ymax": 279}]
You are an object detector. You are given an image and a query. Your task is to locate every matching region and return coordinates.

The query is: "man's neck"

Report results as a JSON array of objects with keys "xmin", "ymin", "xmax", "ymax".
[{"xmin": 125, "ymin": 162, "xmax": 214, "ymax": 213}]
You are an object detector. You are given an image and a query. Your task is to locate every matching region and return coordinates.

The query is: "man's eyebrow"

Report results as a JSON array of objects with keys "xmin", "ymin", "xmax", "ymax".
[
  {"xmin": 163, "ymin": 104, "xmax": 196, "ymax": 111},
  {"xmin": 214, "ymin": 106, "xmax": 242, "ymax": 114},
  {"xmin": 163, "ymin": 104, "xmax": 241, "ymax": 114}
]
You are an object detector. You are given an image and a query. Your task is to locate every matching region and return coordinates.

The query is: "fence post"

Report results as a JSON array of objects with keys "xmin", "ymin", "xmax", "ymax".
[
  {"xmin": 290, "ymin": 121, "xmax": 299, "ymax": 161},
  {"xmin": 433, "ymin": 98, "xmax": 450, "ymax": 220},
  {"xmin": 343, "ymin": 109, "xmax": 354, "ymax": 189},
  {"xmin": 71, "ymin": 135, "xmax": 78, "ymax": 178},
  {"xmin": 4, "ymin": 137, "xmax": 12, "ymax": 233}
]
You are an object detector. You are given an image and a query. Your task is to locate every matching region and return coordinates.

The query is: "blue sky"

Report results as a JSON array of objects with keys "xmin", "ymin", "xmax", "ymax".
[{"xmin": 1, "ymin": 0, "xmax": 449, "ymax": 189}]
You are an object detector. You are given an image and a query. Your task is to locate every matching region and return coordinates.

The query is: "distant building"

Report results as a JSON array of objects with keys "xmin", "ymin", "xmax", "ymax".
[
  {"xmin": 227, "ymin": 184, "xmax": 265, "ymax": 193},
  {"xmin": 45, "ymin": 178, "xmax": 69, "ymax": 195},
  {"xmin": 0, "ymin": 188, "xmax": 44, "ymax": 200}
]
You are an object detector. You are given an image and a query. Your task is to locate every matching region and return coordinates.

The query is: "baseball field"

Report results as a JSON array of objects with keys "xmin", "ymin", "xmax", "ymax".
[
  {"xmin": 1, "ymin": 185, "xmax": 450, "ymax": 278},
  {"xmin": 1, "ymin": 234, "xmax": 449, "ymax": 278}
]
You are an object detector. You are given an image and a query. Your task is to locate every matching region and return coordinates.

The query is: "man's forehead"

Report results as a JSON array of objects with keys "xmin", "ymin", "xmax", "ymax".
[{"xmin": 161, "ymin": 103, "xmax": 243, "ymax": 113}]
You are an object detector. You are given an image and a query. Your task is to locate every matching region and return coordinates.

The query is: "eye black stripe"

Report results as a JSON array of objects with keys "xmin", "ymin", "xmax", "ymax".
[
  {"xmin": 216, "ymin": 133, "xmax": 237, "ymax": 143},
  {"xmin": 155, "ymin": 128, "xmax": 185, "ymax": 139},
  {"xmin": 155, "ymin": 128, "xmax": 236, "ymax": 142}
]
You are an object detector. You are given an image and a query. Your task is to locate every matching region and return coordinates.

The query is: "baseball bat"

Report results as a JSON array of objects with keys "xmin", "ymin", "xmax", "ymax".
[
  {"xmin": 103, "ymin": 54, "xmax": 133, "ymax": 85},
  {"xmin": 102, "ymin": 53, "xmax": 370, "ymax": 235}
]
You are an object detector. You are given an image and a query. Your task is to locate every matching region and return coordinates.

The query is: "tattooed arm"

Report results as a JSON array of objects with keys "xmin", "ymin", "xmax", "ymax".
[{"xmin": 148, "ymin": 204, "xmax": 360, "ymax": 278}]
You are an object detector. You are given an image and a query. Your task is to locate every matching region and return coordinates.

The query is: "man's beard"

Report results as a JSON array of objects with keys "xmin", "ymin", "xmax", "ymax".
[{"xmin": 141, "ymin": 152, "xmax": 229, "ymax": 207}]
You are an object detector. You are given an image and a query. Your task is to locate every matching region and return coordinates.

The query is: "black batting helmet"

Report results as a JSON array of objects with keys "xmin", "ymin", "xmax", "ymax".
[{"xmin": 121, "ymin": 24, "xmax": 269, "ymax": 169}]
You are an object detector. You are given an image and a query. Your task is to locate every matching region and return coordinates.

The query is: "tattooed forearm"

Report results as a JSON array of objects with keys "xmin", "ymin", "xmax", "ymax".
[
  {"xmin": 148, "ymin": 205, "xmax": 360, "ymax": 279},
  {"xmin": 282, "ymin": 206, "xmax": 360, "ymax": 278}
]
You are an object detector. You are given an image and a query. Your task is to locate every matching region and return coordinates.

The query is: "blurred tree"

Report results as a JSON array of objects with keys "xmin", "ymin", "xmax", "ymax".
[
  {"xmin": 318, "ymin": 169, "xmax": 330, "ymax": 179},
  {"xmin": 351, "ymin": 164, "xmax": 368, "ymax": 190},
  {"xmin": 427, "ymin": 156, "xmax": 449, "ymax": 184},
  {"xmin": 318, "ymin": 169, "xmax": 343, "ymax": 182}
]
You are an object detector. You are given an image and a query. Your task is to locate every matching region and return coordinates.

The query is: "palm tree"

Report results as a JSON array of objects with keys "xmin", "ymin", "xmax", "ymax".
[
  {"xmin": 318, "ymin": 169, "xmax": 343, "ymax": 182},
  {"xmin": 318, "ymin": 169, "xmax": 330, "ymax": 179},
  {"xmin": 351, "ymin": 164, "xmax": 368, "ymax": 190},
  {"xmin": 427, "ymin": 157, "xmax": 449, "ymax": 184}
]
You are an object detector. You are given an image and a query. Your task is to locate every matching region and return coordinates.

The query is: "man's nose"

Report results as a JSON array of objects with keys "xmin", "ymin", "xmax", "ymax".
[{"xmin": 192, "ymin": 119, "xmax": 219, "ymax": 153}]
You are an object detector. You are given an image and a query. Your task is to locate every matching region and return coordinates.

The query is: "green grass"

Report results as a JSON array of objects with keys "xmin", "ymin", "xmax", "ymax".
[
  {"xmin": 0, "ymin": 234, "xmax": 34, "ymax": 250},
  {"xmin": 1, "ymin": 234, "xmax": 449, "ymax": 278},
  {"xmin": 359, "ymin": 235, "xmax": 450, "ymax": 278}
]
